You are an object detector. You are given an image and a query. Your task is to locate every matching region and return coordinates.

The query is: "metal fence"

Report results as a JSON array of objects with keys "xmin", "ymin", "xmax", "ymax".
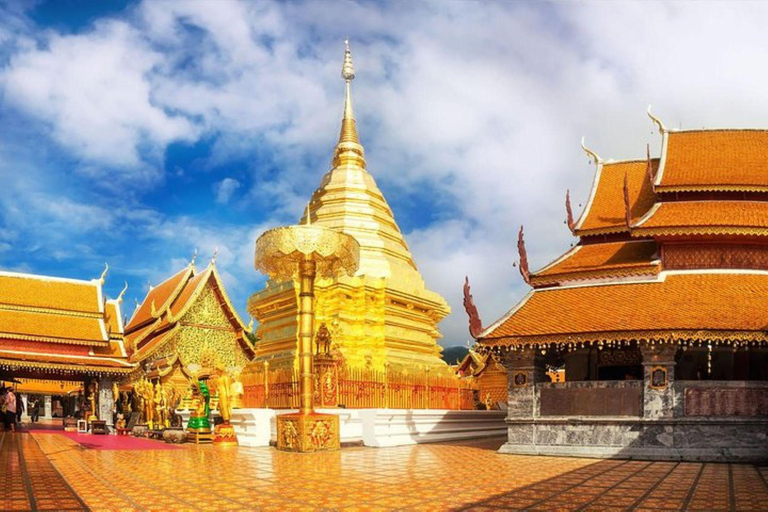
[{"xmin": 241, "ymin": 365, "xmax": 476, "ymax": 410}]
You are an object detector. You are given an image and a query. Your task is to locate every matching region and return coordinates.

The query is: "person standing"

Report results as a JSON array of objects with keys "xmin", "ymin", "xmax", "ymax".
[
  {"xmin": 0, "ymin": 388, "xmax": 8, "ymax": 432},
  {"xmin": 31, "ymin": 398, "xmax": 40, "ymax": 423},
  {"xmin": 16, "ymin": 394, "xmax": 24, "ymax": 425},
  {"xmin": 4, "ymin": 388, "xmax": 16, "ymax": 432}
]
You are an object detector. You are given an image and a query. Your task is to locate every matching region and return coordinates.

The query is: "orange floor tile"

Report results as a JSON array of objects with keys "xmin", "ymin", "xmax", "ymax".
[{"xmin": 1, "ymin": 431, "xmax": 766, "ymax": 511}]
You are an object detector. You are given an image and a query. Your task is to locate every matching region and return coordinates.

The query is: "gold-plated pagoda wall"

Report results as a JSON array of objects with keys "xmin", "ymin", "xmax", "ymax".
[{"xmin": 247, "ymin": 43, "xmax": 450, "ymax": 376}]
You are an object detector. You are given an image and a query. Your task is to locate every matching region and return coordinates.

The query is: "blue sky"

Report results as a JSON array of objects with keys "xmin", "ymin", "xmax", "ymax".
[{"xmin": 2, "ymin": 1, "xmax": 768, "ymax": 346}]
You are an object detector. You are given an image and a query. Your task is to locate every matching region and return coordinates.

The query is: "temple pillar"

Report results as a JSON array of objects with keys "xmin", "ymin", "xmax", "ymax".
[
  {"xmin": 98, "ymin": 377, "xmax": 115, "ymax": 427},
  {"xmin": 43, "ymin": 395, "xmax": 52, "ymax": 420},
  {"xmin": 640, "ymin": 343, "xmax": 677, "ymax": 419},
  {"xmin": 20, "ymin": 394, "xmax": 28, "ymax": 420},
  {"xmin": 499, "ymin": 348, "xmax": 546, "ymax": 453},
  {"xmin": 503, "ymin": 348, "xmax": 546, "ymax": 418}
]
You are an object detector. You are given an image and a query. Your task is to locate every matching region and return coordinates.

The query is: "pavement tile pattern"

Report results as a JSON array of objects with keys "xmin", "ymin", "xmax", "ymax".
[{"xmin": 1, "ymin": 432, "xmax": 766, "ymax": 511}]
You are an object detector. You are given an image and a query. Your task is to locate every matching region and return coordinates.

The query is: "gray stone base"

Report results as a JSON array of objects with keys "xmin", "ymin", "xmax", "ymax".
[{"xmin": 501, "ymin": 418, "xmax": 768, "ymax": 462}]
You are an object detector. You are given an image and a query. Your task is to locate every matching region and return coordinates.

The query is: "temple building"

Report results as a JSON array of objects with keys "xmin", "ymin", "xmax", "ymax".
[
  {"xmin": 467, "ymin": 114, "xmax": 768, "ymax": 461},
  {"xmin": 124, "ymin": 258, "xmax": 254, "ymax": 393},
  {"xmin": 248, "ymin": 42, "xmax": 451, "ymax": 374},
  {"xmin": 0, "ymin": 268, "xmax": 134, "ymax": 421}
]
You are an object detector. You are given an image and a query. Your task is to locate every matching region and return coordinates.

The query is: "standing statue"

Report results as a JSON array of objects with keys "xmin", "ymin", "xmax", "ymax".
[
  {"xmin": 212, "ymin": 366, "xmax": 240, "ymax": 445},
  {"xmin": 215, "ymin": 367, "xmax": 233, "ymax": 423},
  {"xmin": 153, "ymin": 382, "xmax": 169, "ymax": 429},
  {"xmin": 133, "ymin": 381, "xmax": 145, "ymax": 423},
  {"xmin": 188, "ymin": 379, "xmax": 211, "ymax": 431},
  {"xmin": 88, "ymin": 382, "xmax": 99, "ymax": 421}
]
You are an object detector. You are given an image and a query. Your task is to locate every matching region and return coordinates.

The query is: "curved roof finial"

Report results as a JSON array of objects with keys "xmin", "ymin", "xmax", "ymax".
[
  {"xmin": 580, "ymin": 136, "xmax": 602, "ymax": 166},
  {"xmin": 647, "ymin": 105, "xmax": 666, "ymax": 134},
  {"xmin": 211, "ymin": 247, "xmax": 219, "ymax": 264},
  {"xmin": 117, "ymin": 281, "xmax": 128, "ymax": 303},
  {"xmin": 190, "ymin": 248, "xmax": 198, "ymax": 267},
  {"xmin": 99, "ymin": 262, "xmax": 109, "ymax": 284}
]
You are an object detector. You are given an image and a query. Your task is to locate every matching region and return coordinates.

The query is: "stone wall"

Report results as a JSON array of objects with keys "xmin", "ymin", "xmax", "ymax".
[{"xmin": 499, "ymin": 345, "xmax": 768, "ymax": 462}]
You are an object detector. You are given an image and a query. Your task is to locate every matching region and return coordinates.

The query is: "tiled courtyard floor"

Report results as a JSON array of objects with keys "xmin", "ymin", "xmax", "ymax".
[{"xmin": 1, "ymin": 431, "xmax": 766, "ymax": 511}]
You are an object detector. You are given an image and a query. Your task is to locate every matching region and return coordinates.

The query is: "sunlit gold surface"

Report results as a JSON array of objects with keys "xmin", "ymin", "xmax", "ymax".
[
  {"xmin": 254, "ymin": 225, "xmax": 360, "ymax": 282},
  {"xmin": 276, "ymin": 412, "xmax": 340, "ymax": 452},
  {"xmin": 255, "ymin": 223, "xmax": 359, "ymax": 451},
  {"xmin": 248, "ymin": 41, "xmax": 451, "ymax": 377},
  {"xmin": 12, "ymin": 433, "xmax": 768, "ymax": 510}
]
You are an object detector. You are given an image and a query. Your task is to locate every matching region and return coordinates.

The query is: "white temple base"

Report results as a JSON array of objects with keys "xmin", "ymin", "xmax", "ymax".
[
  {"xmin": 175, "ymin": 408, "xmax": 507, "ymax": 448},
  {"xmin": 359, "ymin": 409, "xmax": 507, "ymax": 447}
]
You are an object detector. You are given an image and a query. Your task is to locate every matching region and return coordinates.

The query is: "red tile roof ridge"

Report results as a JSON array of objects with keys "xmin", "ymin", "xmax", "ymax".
[{"xmin": 125, "ymin": 265, "xmax": 193, "ymax": 331}]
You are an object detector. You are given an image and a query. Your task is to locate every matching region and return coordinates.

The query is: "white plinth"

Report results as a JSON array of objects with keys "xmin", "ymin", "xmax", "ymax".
[
  {"xmin": 359, "ymin": 409, "xmax": 507, "ymax": 447},
  {"xmin": 176, "ymin": 408, "xmax": 506, "ymax": 449},
  {"xmin": 230, "ymin": 409, "xmax": 275, "ymax": 447}
]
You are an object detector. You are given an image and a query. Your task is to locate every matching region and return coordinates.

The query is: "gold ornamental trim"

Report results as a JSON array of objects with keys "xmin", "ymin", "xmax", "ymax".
[
  {"xmin": 479, "ymin": 329, "xmax": 768, "ymax": 348},
  {"xmin": 575, "ymin": 226, "xmax": 630, "ymax": 237},
  {"xmin": 0, "ymin": 331, "xmax": 108, "ymax": 346},
  {"xmin": 165, "ymin": 268, "xmax": 212, "ymax": 324},
  {"xmin": 656, "ymin": 184, "xmax": 768, "ymax": 193},
  {"xmin": 0, "ymin": 357, "xmax": 135, "ymax": 374},
  {"xmin": 255, "ymin": 225, "xmax": 360, "ymax": 281},
  {"xmin": 632, "ymin": 226, "xmax": 768, "ymax": 237},
  {"xmin": 130, "ymin": 324, "xmax": 180, "ymax": 363}
]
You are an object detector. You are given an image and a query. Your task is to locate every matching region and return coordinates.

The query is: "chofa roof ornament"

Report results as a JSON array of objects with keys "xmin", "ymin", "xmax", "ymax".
[
  {"xmin": 647, "ymin": 105, "xmax": 666, "ymax": 134},
  {"xmin": 580, "ymin": 136, "xmax": 602, "ymax": 166}
]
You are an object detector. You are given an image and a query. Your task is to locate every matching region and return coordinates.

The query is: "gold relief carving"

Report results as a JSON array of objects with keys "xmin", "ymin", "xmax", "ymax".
[
  {"xmin": 183, "ymin": 285, "xmax": 231, "ymax": 328},
  {"xmin": 276, "ymin": 413, "xmax": 340, "ymax": 452},
  {"xmin": 308, "ymin": 419, "xmax": 334, "ymax": 448},
  {"xmin": 175, "ymin": 325, "xmax": 249, "ymax": 370},
  {"xmin": 281, "ymin": 419, "xmax": 299, "ymax": 450}
]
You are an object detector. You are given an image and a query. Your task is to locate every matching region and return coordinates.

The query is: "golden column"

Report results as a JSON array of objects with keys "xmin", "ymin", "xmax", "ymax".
[{"xmin": 255, "ymin": 224, "xmax": 359, "ymax": 452}]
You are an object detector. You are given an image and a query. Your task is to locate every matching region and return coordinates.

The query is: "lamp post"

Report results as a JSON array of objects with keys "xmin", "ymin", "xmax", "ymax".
[{"xmin": 255, "ymin": 224, "xmax": 359, "ymax": 452}]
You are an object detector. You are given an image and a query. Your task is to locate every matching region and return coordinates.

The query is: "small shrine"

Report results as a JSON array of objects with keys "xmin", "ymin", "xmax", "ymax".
[{"xmin": 122, "ymin": 258, "xmax": 254, "ymax": 437}]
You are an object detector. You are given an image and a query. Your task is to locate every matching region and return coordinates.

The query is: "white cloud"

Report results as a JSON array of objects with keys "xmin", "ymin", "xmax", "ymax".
[
  {"xmin": 214, "ymin": 177, "xmax": 241, "ymax": 204},
  {"xmin": 1, "ymin": 20, "xmax": 197, "ymax": 176},
  {"xmin": 5, "ymin": 1, "xmax": 768, "ymax": 345}
]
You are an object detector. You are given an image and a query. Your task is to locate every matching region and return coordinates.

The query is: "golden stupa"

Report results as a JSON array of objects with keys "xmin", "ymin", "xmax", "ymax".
[{"xmin": 248, "ymin": 41, "xmax": 451, "ymax": 373}]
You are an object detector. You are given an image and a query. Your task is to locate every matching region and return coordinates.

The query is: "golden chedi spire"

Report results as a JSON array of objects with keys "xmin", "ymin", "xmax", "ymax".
[
  {"xmin": 252, "ymin": 40, "xmax": 451, "ymax": 373},
  {"xmin": 333, "ymin": 39, "xmax": 365, "ymax": 168}
]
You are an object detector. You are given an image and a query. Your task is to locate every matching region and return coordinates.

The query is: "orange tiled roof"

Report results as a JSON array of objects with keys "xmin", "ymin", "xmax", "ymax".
[
  {"xmin": 658, "ymin": 130, "xmax": 768, "ymax": 192},
  {"xmin": 480, "ymin": 271, "xmax": 768, "ymax": 345},
  {"xmin": 0, "ymin": 351, "xmax": 134, "ymax": 372},
  {"xmin": 0, "ymin": 271, "xmax": 101, "ymax": 313},
  {"xmin": 633, "ymin": 201, "xmax": 768, "ymax": 237},
  {"xmin": 125, "ymin": 266, "xmax": 193, "ymax": 331},
  {"xmin": 92, "ymin": 339, "xmax": 127, "ymax": 359},
  {"xmin": 104, "ymin": 301, "xmax": 124, "ymax": 339},
  {"xmin": 129, "ymin": 326, "xmax": 179, "ymax": 363},
  {"xmin": 531, "ymin": 241, "xmax": 659, "ymax": 286},
  {"xmin": 575, "ymin": 159, "xmax": 657, "ymax": 236},
  {"xmin": 0, "ymin": 308, "xmax": 106, "ymax": 345},
  {"xmin": 127, "ymin": 263, "xmax": 250, "ymax": 364},
  {"xmin": 167, "ymin": 269, "xmax": 209, "ymax": 320}
]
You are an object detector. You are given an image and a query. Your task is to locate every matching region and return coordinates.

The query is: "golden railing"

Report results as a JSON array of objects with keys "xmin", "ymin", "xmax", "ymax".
[{"xmin": 241, "ymin": 365, "xmax": 476, "ymax": 410}]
